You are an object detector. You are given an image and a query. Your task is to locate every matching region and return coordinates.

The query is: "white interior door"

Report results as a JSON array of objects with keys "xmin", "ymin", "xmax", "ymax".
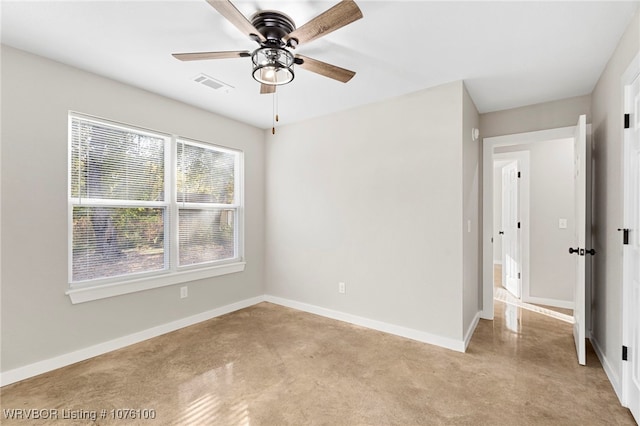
[
  {"xmin": 502, "ymin": 161, "xmax": 520, "ymax": 298},
  {"xmin": 623, "ymin": 73, "xmax": 640, "ymax": 423},
  {"xmin": 572, "ymin": 114, "xmax": 587, "ymax": 366}
]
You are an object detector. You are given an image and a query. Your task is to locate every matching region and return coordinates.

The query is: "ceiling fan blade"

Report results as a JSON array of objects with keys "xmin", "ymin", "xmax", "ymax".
[
  {"xmin": 206, "ymin": 0, "xmax": 265, "ymax": 43},
  {"xmin": 295, "ymin": 54, "xmax": 355, "ymax": 83},
  {"xmin": 284, "ymin": 0, "xmax": 362, "ymax": 47},
  {"xmin": 172, "ymin": 51, "xmax": 251, "ymax": 61},
  {"xmin": 260, "ymin": 84, "xmax": 276, "ymax": 94}
]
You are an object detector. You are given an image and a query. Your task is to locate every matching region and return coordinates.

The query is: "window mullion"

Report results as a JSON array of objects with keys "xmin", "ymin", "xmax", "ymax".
[
  {"xmin": 70, "ymin": 198, "xmax": 166, "ymax": 208},
  {"xmin": 235, "ymin": 152, "xmax": 243, "ymax": 260},
  {"xmin": 176, "ymin": 203, "xmax": 239, "ymax": 210},
  {"xmin": 168, "ymin": 136, "xmax": 178, "ymax": 273}
]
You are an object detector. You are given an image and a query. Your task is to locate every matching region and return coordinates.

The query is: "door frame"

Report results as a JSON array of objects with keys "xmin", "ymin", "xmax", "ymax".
[
  {"xmin": 494, "ymin": 152, "xmax": 530, "ymax": 300},
  {"xmin": 621, "ymin": 51, "xmax": 639, "ymax": 415},
  {"xmin": 482, "ymin": 125, "xmax": 591, "ymax": 320}
]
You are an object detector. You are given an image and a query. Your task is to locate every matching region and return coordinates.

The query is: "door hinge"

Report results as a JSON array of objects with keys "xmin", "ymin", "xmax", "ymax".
[
  {"xmin": 618, "ymin": 228, "xmax": 630, "ymax": 245},
  {"xmin": 518, "ymin": 272, "xmax": 521, "ymax": 279},
  {"xmin": 517, "ymin": 171, "xmax": 521, "ymax": 178},
  {"xmin": 517, "ymin": 222, "xmax": 521, "ymax": 229},
  {"xmin": 622, "ymin": 345, "xmax": 628, "ymax": 361},
  {"xmin": 624, "ymin": 114, "xmax": 630, "ymax": 129}
]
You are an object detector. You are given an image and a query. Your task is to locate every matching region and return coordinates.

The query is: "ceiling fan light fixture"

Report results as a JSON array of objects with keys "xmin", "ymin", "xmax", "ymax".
[{"xmin": 251, "ymin": 47, "xmax": 294, "ymax": 85}]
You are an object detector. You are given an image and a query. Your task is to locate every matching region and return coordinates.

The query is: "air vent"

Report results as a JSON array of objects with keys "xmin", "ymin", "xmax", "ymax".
[{"xmin": 193, "ymin": 74, "xmax": 234, "ymax": 92}]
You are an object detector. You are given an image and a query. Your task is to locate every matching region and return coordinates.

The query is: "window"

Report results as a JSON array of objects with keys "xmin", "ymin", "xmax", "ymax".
[
  {"xmin": 177, "ymin": 140, "xmax": 238, "ymax": 267},
  {"xmin": 68, "ymin": 113, "xmax": 244, "ymax": 303}
]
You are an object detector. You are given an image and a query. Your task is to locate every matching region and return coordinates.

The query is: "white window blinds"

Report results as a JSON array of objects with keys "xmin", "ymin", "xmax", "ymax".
[
  {"xmin": 70, "ymin": 119, "xmax": 165, "ymax": 202},
  {"xmin": 177, "ymin": 140, "xmax": 239, "ymax": 267},
  {"xmin": 69, "ymin": 114, "xmax": 243, "ymax": 288},
  {"xmin": 70, "ymin": 116, "xmax": 168, "ymax": 283}
]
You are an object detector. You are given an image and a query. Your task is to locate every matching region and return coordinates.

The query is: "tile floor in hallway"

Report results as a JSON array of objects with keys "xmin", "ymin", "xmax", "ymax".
[{"xmin": 0, "ymin": 301, "xmax": 635, "ymax": 425}]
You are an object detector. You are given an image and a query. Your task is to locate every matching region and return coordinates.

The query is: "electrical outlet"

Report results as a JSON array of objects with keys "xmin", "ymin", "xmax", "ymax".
[
  {"xmin": 180, "ymin": 286, "xmax": 188, "ymax": 299},
  {"xmin": 338, "ymin": 282, "xmax": 346, "ymax": 294}
]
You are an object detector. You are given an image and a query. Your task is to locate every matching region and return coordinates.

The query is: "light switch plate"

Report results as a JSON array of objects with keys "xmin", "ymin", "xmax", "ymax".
[{"xmin": 559, "ymin": 218, "xmax": 567, "ymax": 229}]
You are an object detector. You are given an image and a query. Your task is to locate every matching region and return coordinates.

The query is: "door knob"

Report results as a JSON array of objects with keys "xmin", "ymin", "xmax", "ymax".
[
  {"xmin": 585, "ymin": 249, "xmax": 596, "ymax": 255},
  {"xmin": 568, "ymin": 247, "xmax": 579, "ymax": 254}
]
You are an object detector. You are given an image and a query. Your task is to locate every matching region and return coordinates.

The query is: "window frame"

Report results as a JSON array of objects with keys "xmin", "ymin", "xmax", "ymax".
[
  {"xmin": 174, "ymin": 137, "xmax": 243, "ymax": 270},
  {"xmin": 66, "ymin": 112, "xmax": 245, "ymax": 304}
]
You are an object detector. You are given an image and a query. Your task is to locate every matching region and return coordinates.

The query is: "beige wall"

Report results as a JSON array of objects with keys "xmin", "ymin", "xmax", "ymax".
[
  {"xmin": 0, "ymin": 46, "xmax": 266, "ymax": 372},
  {"xmin": 480, "ymin": 94, "xmax": 591, "ymax": 139},
  {"xmin": 265, "ymin": 81, "xmax": 474, "ymax": 343},
  {"xmin": 462, "ymin": 85, "xmax": 481, "ymax": 335},
  {"xmin": 591, "ymin": 9, "xmax": 639, "ymax": 390}
]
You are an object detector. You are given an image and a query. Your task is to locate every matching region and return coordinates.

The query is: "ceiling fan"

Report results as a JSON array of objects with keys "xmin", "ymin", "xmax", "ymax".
[{"xmin": 172, "ymin": 0, "xmax": 363, "ymax": 94}]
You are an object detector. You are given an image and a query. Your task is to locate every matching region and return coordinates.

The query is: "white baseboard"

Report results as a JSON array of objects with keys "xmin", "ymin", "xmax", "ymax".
[
  {"xmin": 522, "ymin": 295, "xmax": 574, "ymax": 310},
  {"xmin": 590, "ymin": 336, "xmax": 623, "ymax": 403},
  {"xmin": 1, "ymin": 294, "xmax": 479, "ymax": 386},
  {"xmin": 464, "ymin": 311, "xmax": 482, "ymax": 351},
  {"xmin": 0, "ymin": 295, "xmax": 265, "ymax": 387},
  {"xmin": 264, "ymin": 295, "xmax": 466, "ymax": 352},
  {"xmin": 480, "ymin": 312, "xmax": 494, "ymax": 320}
]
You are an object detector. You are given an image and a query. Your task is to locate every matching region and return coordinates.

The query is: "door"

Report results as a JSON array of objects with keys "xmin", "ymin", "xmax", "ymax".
[
  {"xmin": 623, "ymin": 72, "xmax": 640, "ymax": 422},
  {"xmin": 572, "ymin": 114, "xmax": 587, "ymax": 366},
  {"xmin": 501, "ymin": 161, "xmax": 520, "ymax": 298}
]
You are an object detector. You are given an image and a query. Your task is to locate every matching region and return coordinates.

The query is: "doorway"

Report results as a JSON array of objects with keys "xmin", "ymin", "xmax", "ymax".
[
  {"xmin": 493, "ymin": 152, "xmax": 530, "ymax": 302},
  {"xmin": 484, "ymin": 134, "xmax": 579, "ymax": 312},
  {"xmin": 501, "ymin": 160, "xmax": 520, "ymax": 298},
  {"xmin": 481, "ymin": 118, "xmax": 591, "ymax": 365}
]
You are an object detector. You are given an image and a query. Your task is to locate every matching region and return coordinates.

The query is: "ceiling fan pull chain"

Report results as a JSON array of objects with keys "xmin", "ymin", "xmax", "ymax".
[{"xmin": 275, "ymin": 92, "xmax": 279, "ymax": 122}]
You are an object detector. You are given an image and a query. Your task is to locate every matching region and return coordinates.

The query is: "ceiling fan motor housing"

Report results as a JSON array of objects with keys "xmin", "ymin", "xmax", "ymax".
[
  {"xmin": 251, "ymin": 11, "xmax": 296, "ymax": 47},
  {"xmin": 249, "ymin": 10, "xmax": 298, "ymax": 86}
]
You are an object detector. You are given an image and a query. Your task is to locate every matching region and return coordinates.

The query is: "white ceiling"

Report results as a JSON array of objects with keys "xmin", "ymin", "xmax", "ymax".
[{"xmin": 2, "ymin": 1, "xmax": 638, "ymax": 129}]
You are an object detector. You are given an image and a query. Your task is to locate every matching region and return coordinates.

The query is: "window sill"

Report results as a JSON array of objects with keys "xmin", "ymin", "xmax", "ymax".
[{"xmin": 66, "ymin": 261, "xmax": 246, "ymax": 304}]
